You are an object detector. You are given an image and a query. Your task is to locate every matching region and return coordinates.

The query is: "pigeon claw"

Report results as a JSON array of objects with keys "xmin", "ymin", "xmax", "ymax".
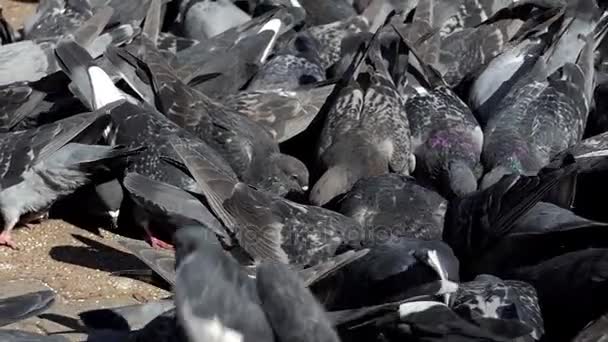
[
  {"xmin": 0, "ymin": 232, "xmax": 18, "ymax": 250},
  {"xmin": 146, "ymin": 235, "xmax": 174, "ymax": 251}
]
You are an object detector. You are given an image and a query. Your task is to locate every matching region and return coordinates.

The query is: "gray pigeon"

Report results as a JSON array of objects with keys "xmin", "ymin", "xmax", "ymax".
[
  {"xmin": 0, "ymin": 289, "xmax": 67, "ymax": 341},
  {"xmin": 478, "ymin": 1, "xmax": 607, "ymax": 189},
  {"xmin": 107, "ymin": 35, "xmax": 310, "ymax": 197},
  {"xmin": 168, "ymin": 138, "xmax": 365, "ymax": 267},
  {"xmin": 398, "ymin": 29, "xmax": 483, "ymax": 198},
  {"xmin": 312, "ymin": 33, "xmax": 415, "ymax": 206},
  {"xmin": 338, "ymin": 173, "xmax": 447, "ymax": 241},
  {"xmin": 257, "ymin": 262, "xmax": 341, "ymax": 342},
  {"xmin": 0, "ymin": 111, "xmax": 143, "ymax": 248},
  {"xmin": 224, "ymin": 83, "xmax": 334, "ymax": 143},
  {"xmin": 454, "ymin": 274, "xmax": 545, "ymax": 341},
  {"xmin": 0, "ymin": 6, "xmax": 137, "ymax": 87},
  {"xmin": 176, "ymin": 0, "xmax": 252, "ymax": 40}
]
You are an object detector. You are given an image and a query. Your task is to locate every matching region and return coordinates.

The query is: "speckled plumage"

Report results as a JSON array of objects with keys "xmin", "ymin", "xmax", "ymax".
[
  {"xmin": 454, "ymin": 274, "xmax": 544, "ymax": 341},
  {"xmin": 339, "ymin": 174, "xmax": 447, "ymax": 241},
  {"xmin": 312, "ymin": 39, "xmax": 414, "ymax": 205}
]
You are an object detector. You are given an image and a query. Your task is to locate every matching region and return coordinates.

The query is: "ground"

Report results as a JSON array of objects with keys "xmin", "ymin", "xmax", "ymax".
[
  {"xmin": 0, "ymin": 2, "xmax": 170, "ymax": 340},
  {"xmin": 0, "ymin": 221, "xmax": 170, "ymax": 341}
]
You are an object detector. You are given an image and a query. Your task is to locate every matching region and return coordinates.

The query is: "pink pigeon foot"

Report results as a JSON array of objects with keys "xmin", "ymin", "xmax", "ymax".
[
  {"xmin": 145, "ymin": 235, "xmax": 174, "ymax": 250},
  {"xmin": 0, "ymin": 231, "xmax": 18, "ymax": 250}
]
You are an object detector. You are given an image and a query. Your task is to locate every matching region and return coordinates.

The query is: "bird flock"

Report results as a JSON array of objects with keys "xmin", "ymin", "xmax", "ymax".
[{"xmin": 1, "ymin": 0, "xmax": 608, "ymax": 341}]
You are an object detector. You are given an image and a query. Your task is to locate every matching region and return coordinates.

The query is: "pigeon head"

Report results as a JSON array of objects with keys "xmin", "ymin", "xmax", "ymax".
[
  {"xmin": 480, "ymin": 165, "xmax": 514, "ymax": 190},
  {"xmin": 266, "ymin": 153, "xmax": 309, "ymax": 195},
  {"xmin": 447, "ymin": 160, "xmax": 478, "ymax": 198}
]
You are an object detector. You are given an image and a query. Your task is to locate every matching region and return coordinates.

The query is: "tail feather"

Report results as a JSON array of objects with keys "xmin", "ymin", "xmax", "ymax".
[
  {"xmin": 0, "ymin": 290, "xmax": 56, "ymax": 327},
  {"xmin": 142, "ymin": 0, "xmax": 163, "ymax": 45},
  {"xmin": 46, "ymin": 143, "xmax": 145, "ymax": 168},
  {"xmin": 55, "ymin": 40, "xmax": 126, "ymax": 110},
  {"xmin": 70, "ymin": 6, "xmax": 114, "ymax": 48}
]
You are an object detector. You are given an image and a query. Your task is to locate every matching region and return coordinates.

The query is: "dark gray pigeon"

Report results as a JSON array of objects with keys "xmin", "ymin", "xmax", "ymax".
[
  {"xmin": 0, "ymin": 111, "xmax": 143, "ymax": 248},
  {"xmin": 256, "ymin": 261, "xmax": 340, "ymax": 342},
  {"xmin": 54, "ymin": 38, "xmax": 238, "ymax": 202},
  {"xmin": 79, "ymin": 297, "xmax": 175, "ymax": 332},
  {"xmin": 174, "ymin": 226, "xmax": 274, "ymax": 342},
  {"xmin": 123, "ymin": 172, "xmax": 231, "ymax": 247},
  {"xmin": 312, "ymin": 34, "xmax": 415, "ymax": 206},
  {"xmin": 174, "ymin": 8, "xmax": 293, "ymax": 98},
  {"xmin": 107, "ymin": 35, "xmax": 310, "ymax": 197}
]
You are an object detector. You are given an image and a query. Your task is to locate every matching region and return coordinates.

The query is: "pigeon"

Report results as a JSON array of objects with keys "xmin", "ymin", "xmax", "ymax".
[
  {"xmin": 312, "ymin": 31, "xmax": 415, "ymax": 206},
  {"xmin": 79, "ymin": 297, "xmax": 175, "ymax": 331},
  {"xmin": 338, "ymin": 173, "xmax": 447, "ymax": 241},
  {"xmin": 332, "ymin": 299, "xmax": 533, "ymax": 341},
  {"xmin": 453, "ymin": 274, "xmax": 545, "ymax": 341},
  {"xmin": 54, "ymin": 38, "xmax": 238, "ymax": 199},
  {"xmin": 256, "ymin": 261, "xmax": 341, "ymax": 342},
  {"xmin": 0, "ymin": 290, "xmax": 56, "ymax": 328},
  {"xmin": 442, "ymin": 153, "xmax": 586, "ymax": 276},
  {"xmin": 107, "ymin": 34, "xmax": 310, "ymax": 197},
  {"xmin": 168, "ymin": 138, "xmax": 365, "ymax": 267},
  {"xmin": 176, "ymin": 0, "xmax": 252, "ymax": 40},
  {"xmin": 475, "ymin": 1, "xmax": 607, "ymax": 188},
  {"xmin": 394, "ymin": 28, "xmax": 483, "ymax": 198},
  {"xmin": 247, "ymin": 33, "xmax": 327, "ymax": 91},
  {"xmin": 0, "ymin": 5, "xmax": 137, "ymax": 87},
  {"xmin": 174, "ymin": 8, "xmax": 292, "ymax": 98},
  {"xmin": 174, "ymin": 226, "xmax": 274, "ymax": 342},
  {"xmin": 0, "ymin": 111, "xmax": 143, "ymax": 248},
  {"xmin": 223, "ymin": 83, "xmax": 335, "ymax": 143},
  {"xmin": 507, "ymin": 248, "xmax": 608, "ymax": 341},
  {"xmin": 313, "ymin": 237, "xmax": 459, "ymax": 310},
  {"xmin": 122, "ymin": 172, "xmax": 230, "ymax": 247}
]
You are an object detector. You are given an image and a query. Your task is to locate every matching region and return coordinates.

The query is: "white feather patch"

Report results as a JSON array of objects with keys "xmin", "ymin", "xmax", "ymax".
[
  {"xmin": 258, "ymin": 18, "xmax": 282, "ymax": 64},
  {"xmin": 399, "ymin": 301, "xmax": 445, "ymax": 318},
  {"xmin": 88, "ymin": 66, "xmax": 125, "ymax": 110}
]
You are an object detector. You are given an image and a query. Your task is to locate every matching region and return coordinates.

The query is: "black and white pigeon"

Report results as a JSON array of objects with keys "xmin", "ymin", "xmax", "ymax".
[
  {"xmin": 107, "ymin": 34, "xmax": 310, "ymax": 197},
  {"xmin": 453, "ymin": 274, "xmax": 544, "ymax": 341},
  {"xmin": 312, "ymin": 31, "xmax": 415, "ymax": 206},
  {"xmin": 332, "ymin": 298, "xmax": 533, "ymax": 342},
  {"xmin": 314, "ymin": 237, "xmax": 459, "ymax": 310},
  {"xmin": 0, "ymin": 111, "xmax": 143, "ymax": 249},
  {"xmin": 338, "ymin": 173, "xmax": 447, "ymax": 241},
  {"xmin": 247, "ymin": 32, "xmax": 327, "ymax": 91}
]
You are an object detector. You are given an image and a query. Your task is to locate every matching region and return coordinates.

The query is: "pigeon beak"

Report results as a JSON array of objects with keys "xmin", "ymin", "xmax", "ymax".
[{"xmin": 301, "ymin": 185, "xmax": 309, "ymax": 192}]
